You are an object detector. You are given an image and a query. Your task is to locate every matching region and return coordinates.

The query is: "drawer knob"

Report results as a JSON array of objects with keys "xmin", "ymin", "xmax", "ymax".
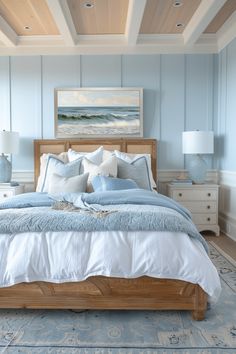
[
  {"xmin": 178, "ymin": 193, "xmax": 182, "ymax": 197},
  {"xmin": 207, "ymin": 205, "xmax": 211, "ymax": 209},
  {"xmin": 3, "ymin": 194, "xmax": 7, "ymax": 198},
  {"xmin": 207, "ymin": 217, "xmax": 211, "ymax": 221},
  {"xmin": 207, "ymin": 193, "xmax": 211, "ymax": 197}
]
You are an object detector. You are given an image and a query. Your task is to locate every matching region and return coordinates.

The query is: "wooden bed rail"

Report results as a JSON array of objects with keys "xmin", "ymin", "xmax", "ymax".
[{"xmin": 0, "ymin": 277, "xmax": 207, "ymax": 320}]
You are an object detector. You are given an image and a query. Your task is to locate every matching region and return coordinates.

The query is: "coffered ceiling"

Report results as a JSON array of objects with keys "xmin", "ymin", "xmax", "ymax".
[{"xmin": 0, "ymin": 0, "xmax": 235, "ymax": 55}]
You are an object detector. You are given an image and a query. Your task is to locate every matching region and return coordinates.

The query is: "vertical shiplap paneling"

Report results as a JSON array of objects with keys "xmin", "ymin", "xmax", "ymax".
[
  {"xmin": 11, "ymin": 56, "xmax": 41, "ymax": 170},
  {"xmin": 81, "ymin": 55, "xmax": 121, "ymax": 86},
  {"xmin": 0, "ymin": 53, "xmax": 218, "ymax": 172},
  {"xmin": 217, "ymin": 49, "xmax": 227, "ymax": 170},
  {"xmin": 225, "ymin": 39, "xmax": 236, "ymax": 170},
  {"xmin": 185, "ymin": 54, "xmax": 214, "ymax": 169},
  {"xmin": 42, "ymin": 56, "xmax": 80, "ymax": 138},
  {"xmin": 212, "ymin": 54, "xmax": 219, "ymax": 170},
  {"xmin": 122, "ymin": 55, "xmax": 161, "ymax": 141},
  {"xmin": 159, "ymin": 55, "xmax": 185, "ymax": 169},
  {"xmin": 0, "ymin": 57, "xmax": 10, "ymax": 130},
  {"xmin": 186, "ymin": 55, "xmax": 214, "ymax": 130}
]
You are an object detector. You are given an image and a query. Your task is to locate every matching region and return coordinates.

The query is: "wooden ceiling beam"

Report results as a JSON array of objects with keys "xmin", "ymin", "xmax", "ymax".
[
  {"xmin": 0, "ymin": 15, "xmax": 17, "ymax": 47},
  {"xmin": 125, "ymin": 0, "xmax": 147, "ymax": 46},
  {"xmin": 183, "ymin": 0, "xmax": 227, "ymax": 46},
  {"xmin": 46, "ymin": 0, "xmax": 76, "ymax": 46}
]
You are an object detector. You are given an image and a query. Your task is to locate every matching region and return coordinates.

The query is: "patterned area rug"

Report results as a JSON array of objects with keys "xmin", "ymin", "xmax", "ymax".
[{"xmin": 0, "ymin": 242, "xmax": 236, "ymax": 354}]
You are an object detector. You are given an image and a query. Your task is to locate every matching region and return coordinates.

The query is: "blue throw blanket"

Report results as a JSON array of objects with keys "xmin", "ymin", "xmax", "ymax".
[{"xmin": 0, "ymin": 190, "xmax": 208, "ymax": 252}]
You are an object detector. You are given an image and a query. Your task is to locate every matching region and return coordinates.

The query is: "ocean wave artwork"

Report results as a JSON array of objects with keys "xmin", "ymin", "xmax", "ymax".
[
  {"xmin": 58, "ymin": 106, "xmax": 140, "ymax": 136},
  {"xmin": 55, "ymin": 89, "xmax": 143, "ymax": 137}
]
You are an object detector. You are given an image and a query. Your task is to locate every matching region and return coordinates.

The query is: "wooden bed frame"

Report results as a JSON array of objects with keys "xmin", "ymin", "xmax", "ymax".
[{"xmin": 0, "ymin": 138, "xmax": 207, "ymax": 320}]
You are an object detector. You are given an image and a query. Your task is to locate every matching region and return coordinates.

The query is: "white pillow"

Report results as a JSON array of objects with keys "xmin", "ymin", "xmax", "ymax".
[
  {"xmin": 68, "ymin": 146, "xmax": 104, "ymax": 164},
  {"xmin": 83, "ymin": 155, "xmax": 118, "ymax": 192},
  {"xmin": 36, "ymin": 152, "xmax": 68, "ymax": 192},
  {"xmin": 113, "ymin": 150, "xmax": 156, "ymax": 189},
  {"xmin": 48, "ymin": 173, "xmax": 89, "ymax": 194}
]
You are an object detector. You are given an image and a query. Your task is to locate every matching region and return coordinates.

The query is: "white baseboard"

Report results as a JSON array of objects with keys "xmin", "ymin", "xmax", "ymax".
[
  {"xmin": 219, "ymin": 213, "xmax": 236, "ymax": 242},
  {"xmin": 218, "ymin": 170, "xmax": 236, "ymax": 241},
  {"xmin": 12, "ymin": 170, "xmax": 34, "ymax": 183},
  {"xmin": 219, "ymin": 170, "xmax": 236, "ymax": 187},
  {"xmin": 12, "ymin": 169, "xmax": 219, "ymax": 184}
]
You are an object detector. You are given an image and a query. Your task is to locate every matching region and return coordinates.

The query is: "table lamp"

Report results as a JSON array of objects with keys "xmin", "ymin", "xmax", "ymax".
[
  {"xmin": 0, "ymin": 130, "xmax": 19, "ymax": 183},
  {"xmin": 182, "ymin": 130, "xmax": 214, "ymax": 184}
]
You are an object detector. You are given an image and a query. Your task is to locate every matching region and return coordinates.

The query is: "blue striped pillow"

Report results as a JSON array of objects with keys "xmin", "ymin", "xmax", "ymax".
[{"xmin": 40, "ymin": 156, "xmax": 82, "ymax": 192}]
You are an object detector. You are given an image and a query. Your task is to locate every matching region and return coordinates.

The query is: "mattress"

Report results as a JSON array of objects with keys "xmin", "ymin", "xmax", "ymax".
[{"xmin": 0, "ymin": 230, "xmax": 221, "ymax": 302}]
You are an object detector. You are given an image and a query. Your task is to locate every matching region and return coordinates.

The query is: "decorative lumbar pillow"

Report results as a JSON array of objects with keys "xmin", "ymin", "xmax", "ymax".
[
  {"xmin": 36, "ymin": 152, "xmax": 68, "ymax": 192},
  {"xmin": 67, "ymin": 146, "xmax": 104, "ymax": 164},
  {"xmin": 114, "ymin": 150, "xmax": 156, "ymax": 189},
  {"xmin": 83, "ymin": 155, "xmax": 118, "ymax": 192},
  {"xmin": 48, "ymin": 173, "xmax": 89, "ymax": 194},
  {"xmin": 91, "ymin": 175, "xmax": 138, "ymax": 192},
  {"xmin": 39, "ymin": 156, "xmax": 82, "ymax": 193},
  {"xmin": 117, "ymin": 156, "xmax": 152, "ymax": 190}
]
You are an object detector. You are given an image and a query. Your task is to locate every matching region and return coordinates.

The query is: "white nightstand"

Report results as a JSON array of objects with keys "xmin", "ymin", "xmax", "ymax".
[
  {"xmin": 0, "ymin": 184, "xmax": 25, "ymax": 201},
  {"xmin": 167, "ymin": 183, "xmax": 220, "ymax": 236}
]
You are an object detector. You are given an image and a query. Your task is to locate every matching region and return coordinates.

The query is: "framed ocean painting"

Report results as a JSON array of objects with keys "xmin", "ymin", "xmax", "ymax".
[{"xmin": 54, "ymin": 87, "xmax": 143, "ymax": 138}]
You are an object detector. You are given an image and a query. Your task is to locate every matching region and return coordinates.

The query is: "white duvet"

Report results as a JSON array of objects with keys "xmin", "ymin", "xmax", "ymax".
[{"xmin": 0, "ymin": 230, "xmax": 221, "ymax": 302}]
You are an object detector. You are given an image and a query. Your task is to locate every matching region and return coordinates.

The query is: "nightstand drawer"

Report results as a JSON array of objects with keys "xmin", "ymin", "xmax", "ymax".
[
  {"xmin": 172, "ymin": 189, "xmax": 217, "ymax": 201},
  {"xmin": 181, "ymin": 201, "xmax": 217, "ymax": 213},
  {"xmin": 167, "ymin": 183, "xmax": 220, "ymax": 236},
  {"xmin": 0, "ymin": 190, "xmax": 14, "ymax": 199},
  {"xmin": 0, "ymin": 184, "xmax": 25, "ymax": 200},
  {"xmin": 192, "ymin": 214, "xmax": 217, "ymax": 225}
]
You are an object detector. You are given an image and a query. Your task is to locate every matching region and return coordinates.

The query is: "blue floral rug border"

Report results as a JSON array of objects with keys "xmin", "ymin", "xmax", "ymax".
[{"xmin": 208, "ymin": 241, "xmax": 236, "ymax": 293}]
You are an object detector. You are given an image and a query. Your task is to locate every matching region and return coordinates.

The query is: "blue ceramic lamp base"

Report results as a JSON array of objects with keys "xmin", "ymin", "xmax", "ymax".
[
  {"xmin": 188, "ymin": 154, "xmax": 207, "ymax": 184},
  {"xmin": 0, "ymin": 153, "xmax": 12, "ymax": 183}
]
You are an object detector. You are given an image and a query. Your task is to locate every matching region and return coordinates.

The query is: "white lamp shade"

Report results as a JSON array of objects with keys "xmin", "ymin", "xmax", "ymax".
[
  {"xmin": 182, "ymin": 131, "xmax": 214, "ymax": 154},
  {"xmin": 0, "ymin": 131, "xmax": 19, "ymax": 154}
]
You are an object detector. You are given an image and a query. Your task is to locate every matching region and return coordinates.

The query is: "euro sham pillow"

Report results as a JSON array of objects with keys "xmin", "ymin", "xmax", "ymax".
[
  {"xmin": 67, "ymin": 146, "xmax": 104, "ymax": 164},
  {"xmin": 39, "ymin": 155, "xmax": 82, "ymax": 193},
  {"xmin": 117, "ymin": 156, "xmax": 152, "ymax": 190},
  {"xmin": 91, "ymin": 175, "xmax": 138, "ymax": 192},
  {"xmin": 83, "ymin": 155, "xmax": 118, "ymax": 192},
  {"xmin": 48, "ymin": 172, "xmax": 89, "ymax": 194},
  {"xmin": 114, "ymin": 150, "xmax": 156, "ymax": 189},
  {"xmin": 36, "ymin": 152, "xmax": 68, "ymax": 192}
]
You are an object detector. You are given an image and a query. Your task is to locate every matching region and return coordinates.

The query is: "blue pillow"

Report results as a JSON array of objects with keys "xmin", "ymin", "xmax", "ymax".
[
  {"xmin": 91, "ymin": 176, "xmax": 139, "ymax": 192},
  {"xmin": 40, "ymin": 156, "xmax": 82, "ymax": 192},
  {"xmin": 117, "ymin": 156, "xmax": 152, "ymax": 190}
]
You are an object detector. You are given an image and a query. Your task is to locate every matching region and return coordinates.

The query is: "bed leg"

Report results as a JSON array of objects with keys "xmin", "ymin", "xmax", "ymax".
[
  {"xmin": 191, "ymin": 285, "xmax": 207, "ymax": 321},
  {"xmin": 191, "ymin": 309, "xmax": 205, "ymax": 321}
]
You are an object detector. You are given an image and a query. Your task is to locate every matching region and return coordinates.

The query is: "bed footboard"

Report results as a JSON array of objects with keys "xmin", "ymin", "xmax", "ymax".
[{"xmin": 0, "ymin": 277, "xmax": 207, "ymax": 320}]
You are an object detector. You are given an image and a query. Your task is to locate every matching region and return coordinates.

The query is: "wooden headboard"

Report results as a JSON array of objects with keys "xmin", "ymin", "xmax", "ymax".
[{"xmin": 34, "ymin": 138, "xmax": 157, "ymax": 185}]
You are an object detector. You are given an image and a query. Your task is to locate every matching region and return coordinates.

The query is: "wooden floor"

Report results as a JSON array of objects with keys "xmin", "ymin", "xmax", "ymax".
[{"xmin": 203, "ymin": 232, "xmax": 236, "ymax": 261}]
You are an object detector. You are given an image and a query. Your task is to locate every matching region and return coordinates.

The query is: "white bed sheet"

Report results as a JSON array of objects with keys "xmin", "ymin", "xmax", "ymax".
[{"xmin": 0, "ymin": 230, "xmax": 221, "ymax": 302}]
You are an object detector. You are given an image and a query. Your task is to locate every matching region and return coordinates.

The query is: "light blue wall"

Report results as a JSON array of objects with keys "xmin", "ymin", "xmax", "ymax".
[
  {"xmin": 0, "ymin": 54, "xmax": 215, "ymax": 171},
  {"xmin": 217, "ymin": 38, "xmax": 236, "ymax": 171}
]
